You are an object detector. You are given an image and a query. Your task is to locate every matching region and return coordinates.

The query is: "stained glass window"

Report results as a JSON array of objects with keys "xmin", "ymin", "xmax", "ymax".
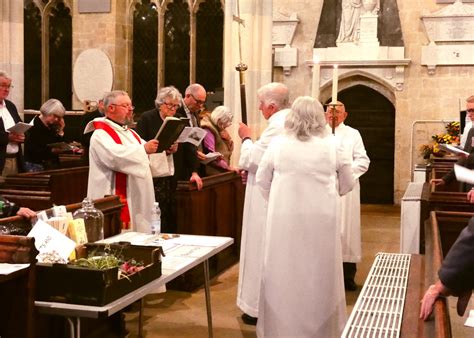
[
  {"xmin": 164, "ymin": 0, "xmax": 190, "ymax": 94},
  {"xmin": 48, "ymin": 1, "xmax": 72, "ymax": 109},
  {"xmin": 132, "ymin": 0, "xmax": 159, "ymax": 116},
  {"xmin": 24, "ymin": 0, "xmax": 42, "ymax": 109},
  {"xmin": 196, "ymin": 0, "xmax": 224, "ymax": 93}
]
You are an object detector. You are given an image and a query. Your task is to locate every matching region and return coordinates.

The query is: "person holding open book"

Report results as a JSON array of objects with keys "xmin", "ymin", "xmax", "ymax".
[
  {"xmin": 24, "ymin": 98, "xmax": 67, "ymax": 172},
  {"xmin": 0, "ymin": 70, "xmax": 25, "ymax": 178},
  {"xmin": 136, "ymin": 86, "xmax": 182, "ymax": 233}
]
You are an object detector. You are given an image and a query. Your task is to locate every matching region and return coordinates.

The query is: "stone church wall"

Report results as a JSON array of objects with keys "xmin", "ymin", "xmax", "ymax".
[{"xmin": 273, "ymin": 0, "xmax": 474, "ymax": 202}]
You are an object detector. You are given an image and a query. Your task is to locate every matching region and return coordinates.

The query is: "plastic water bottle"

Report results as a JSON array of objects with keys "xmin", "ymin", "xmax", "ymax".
[{"xmin": 150, "ymin": 202, "xmax": 161, "ymax": 235}]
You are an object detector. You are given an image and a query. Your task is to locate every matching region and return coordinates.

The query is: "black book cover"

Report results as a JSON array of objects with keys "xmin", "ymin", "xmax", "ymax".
[{"xmin": 155, "ymin": 117, "xmax": 186, "ymax": 153}]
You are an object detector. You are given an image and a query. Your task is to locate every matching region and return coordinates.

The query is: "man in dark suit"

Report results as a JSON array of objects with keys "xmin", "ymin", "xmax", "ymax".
[
  {"xmin": 0, "ymin": 71, "xmax": 25, "ymax": 179},
  {"xmin": 173, "ymin": 83, "xmax": 207, "ymax": 190},
  {"xmin": 420, "ymin": 215, "xmax": 474, "ymax": 320}
]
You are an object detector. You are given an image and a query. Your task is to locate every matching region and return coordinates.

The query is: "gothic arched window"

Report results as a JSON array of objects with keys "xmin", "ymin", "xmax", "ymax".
[
  {"xmin": 24, "ymin": 0, "xmax": 42, "ymax": 109},
  {"xmin": 164, "ymin": 0, "xmax": 190, "ymax": 94},
  {"xmin": 133, "ymin": 0, "xmax": 159, "ymax": 115},
  {"xmin": 196, "ymin": 0, "xmax": 224, "ymax": 93},
  {"xmin": 48, "ymin": 2, "xmax": 72, "ymax": 109}
]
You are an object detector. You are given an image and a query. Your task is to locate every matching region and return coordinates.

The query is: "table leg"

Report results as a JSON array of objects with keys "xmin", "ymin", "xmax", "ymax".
[
  {"xmin": 138, "ymin": 298, "xmax": 145, "ymax": 338},
  {"xmin": 65, "ymin": 317, "xmax": 81, "ymax": 338},
  {"xmin": 203, "ymin": 259, "xmax": 213, "ymax": 338}
]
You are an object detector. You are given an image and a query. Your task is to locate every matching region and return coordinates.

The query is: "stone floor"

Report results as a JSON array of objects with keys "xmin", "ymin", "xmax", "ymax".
[{"xmin": 125, "ymin": 204, "xmax": 472, "ymax": 337}]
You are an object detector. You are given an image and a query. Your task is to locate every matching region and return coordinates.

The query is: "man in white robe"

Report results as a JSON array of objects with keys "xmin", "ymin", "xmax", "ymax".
[
  {"xmin": 86, "ymin": 90, "xmax": 158, "ymax": 233},
  {"xmin": 236, "ymin": 82, "xmax": 290, "ymax": 325},
  {"xmin": 326, "ymin": 101, "xmax": 370, "ymax": 291}
]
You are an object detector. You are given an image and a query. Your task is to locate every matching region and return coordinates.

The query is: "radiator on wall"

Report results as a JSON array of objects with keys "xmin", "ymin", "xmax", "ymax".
[{"xmin": 400, "ymin": 182, "xmax": 424, "ymax": 254}]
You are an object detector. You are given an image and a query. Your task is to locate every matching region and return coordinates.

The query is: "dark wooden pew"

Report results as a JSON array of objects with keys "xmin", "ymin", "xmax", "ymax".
[
  {"xmin": 172, "ymin": 171, "xmax": 245, "ymax": 290},
  {"xmin": 0, "ymin": 189, "xmax": 53, "ymax": 210},
  {"xmin": 0, "ymin": 235, "xmax": 38, "ymax": 338},
  {"xmin": 3, "ymin": 166, "xmax": 89, "ymax": 206},
  {"xmin": 0, "ymin": 195, "xmax": 123, "ymax": 239}
]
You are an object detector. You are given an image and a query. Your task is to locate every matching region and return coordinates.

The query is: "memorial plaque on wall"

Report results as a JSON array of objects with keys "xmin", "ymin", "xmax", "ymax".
[{"xmin": 78, "ymin": 0, "xmax": 111, "ymax": 13}]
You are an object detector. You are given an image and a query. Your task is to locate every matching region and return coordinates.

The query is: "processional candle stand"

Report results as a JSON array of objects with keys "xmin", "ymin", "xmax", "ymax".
[
  {"xmin": 327, "ymin": 64, "xmax": 340, "ymax": 135},
  {"xmin": 236, "ymin": 62, "xmax": 248, "ymax": 124}
]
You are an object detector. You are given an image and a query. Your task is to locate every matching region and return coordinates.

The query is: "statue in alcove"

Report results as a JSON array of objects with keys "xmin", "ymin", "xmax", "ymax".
[{"xmin": 337, "ymin": 0, "xmax": 380, "ymax": 44}]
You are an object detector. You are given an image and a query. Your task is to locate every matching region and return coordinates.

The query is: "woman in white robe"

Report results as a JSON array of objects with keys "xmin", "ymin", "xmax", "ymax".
[{"xmin": 255, "ymin": 96, "xmax": 355, "ymax": 337}]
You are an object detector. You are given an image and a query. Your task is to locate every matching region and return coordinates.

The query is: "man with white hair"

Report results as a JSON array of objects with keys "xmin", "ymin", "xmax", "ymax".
[
  {"xmin": 86, "ymin": 90, "xmax": 158, "ymax": 233},
  {"xmin": 0, "ymin": 71, "xmax": 25, "ymax": 178},
  {"xmin": 236, "ymin": 82, "xmax": 290, "ymax": 325}
]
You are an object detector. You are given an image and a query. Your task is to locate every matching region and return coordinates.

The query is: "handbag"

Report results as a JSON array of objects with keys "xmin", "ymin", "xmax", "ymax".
[{"xmin": 149, "ymin": 152, "xmax": 175, "ymax": 178}]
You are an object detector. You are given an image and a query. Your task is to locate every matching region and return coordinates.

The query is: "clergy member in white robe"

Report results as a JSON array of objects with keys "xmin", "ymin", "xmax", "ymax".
[
  {"xmin": 86, "ymin": 90, "xmax": 158, "ymax": 234},
  {"xmin": 236, "ymin": 82, "xmax": 290, "ymax": 324},
  {"xmin": 256, "ymin": 96, "xmax": 355, "ymax": 337},
  {"xmin": 326, "ymin": 101, "xmax": 370, "ymax": 291}
]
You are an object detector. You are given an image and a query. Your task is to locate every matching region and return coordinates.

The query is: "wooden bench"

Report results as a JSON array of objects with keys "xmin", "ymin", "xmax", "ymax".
[
  {"xmin": 3, "ymin": 166, "xmax": 89, "ymax": 206},
  {"xmin": 0, "ymin": 189, "xmax": 53, "ymax": 210}
]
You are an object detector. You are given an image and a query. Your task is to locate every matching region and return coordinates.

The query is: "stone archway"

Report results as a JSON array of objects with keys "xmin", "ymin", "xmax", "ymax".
[{"xmin": 336, "ymin": 84, "xmax": 395, "ymax": 204}]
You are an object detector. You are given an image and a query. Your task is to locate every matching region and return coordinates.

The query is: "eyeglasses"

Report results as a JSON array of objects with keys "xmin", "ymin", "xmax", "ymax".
[
  {"xmin": 189, "ymin": 93, "xmax": 205, "ymax": 106},
  {"xmin": 0, "ymin": 84, "xmax": 13, "ymax": 89},
  {"xmin": 163, "ymin": 102, "xmax": 180, "ymax": 110},
  {"xmin": 111, "ymin": 103, "xmax": 135, "ymax": 110},
  {"xmin": 467, "ymin": 109, "xmax": 474, "ymax": 113}
]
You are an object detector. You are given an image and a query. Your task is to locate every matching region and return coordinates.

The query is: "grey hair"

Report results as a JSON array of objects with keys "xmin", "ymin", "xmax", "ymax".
[
  {"xmin": 467, "ymin": 95, "xmax": 474, "ymax": 103},
  {"xmin": 257, "ymin": 82, "xmax": 290, "ymax": 110},
  {"xmin": 103, "ymin": 90, "xmax": 128, "ymax": 109},
  {"xmin": 0, "ymin": 70, "xmax": 11, "ymax": 81},
  {"xmin": 211, "ymin": 106, "xmax": 233, "ymax": 129},
  {"xmin": 154, "ymin": 86, "xmax": 183, "ymax": 109},
  {"xmin": 285, "ymin": 96, "xmax": 327, "ymax": 141},
  {"xmin": 40, "ymin": 99, "xmax": 66, "ymax": 117},
  {"xmin": 185, "ymin": 83, "xmax": 206, "ymax": 96}
]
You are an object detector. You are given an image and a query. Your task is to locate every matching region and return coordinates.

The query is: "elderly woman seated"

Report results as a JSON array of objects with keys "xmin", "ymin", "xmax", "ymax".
[
  {"xmin": 24, "ymin": 98, "xmax": 67, "ymax": 172},
  {"xmin": 200, "ymin": 105, "xmax": 238, "ymax": 175}
]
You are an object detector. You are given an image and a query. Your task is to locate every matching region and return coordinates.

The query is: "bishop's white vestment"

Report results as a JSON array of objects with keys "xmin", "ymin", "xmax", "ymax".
[
  {"xmin": 255, "ymin": 133, "xmax": 355, "ymax": 337},
  {"xmin": 330, "ymin": 123, "xmax": 370, "ymax": 263},
  {"xmin": 86, "ymin": 118, "xmax": 155, "ymax": 233},
  {"xmin": 236, "ymin": 108, "xmax": 289, "ymax": 317}
]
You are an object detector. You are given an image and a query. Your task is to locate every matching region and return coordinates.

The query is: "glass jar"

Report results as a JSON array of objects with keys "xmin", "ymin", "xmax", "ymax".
[{"xmin": 72, "ymin": 198, "xmax": 104, "ymax": 242}]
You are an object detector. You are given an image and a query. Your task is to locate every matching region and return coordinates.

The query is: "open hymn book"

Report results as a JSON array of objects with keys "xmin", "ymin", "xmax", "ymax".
[{"xmin": 154, "ymin": 117, "xmax": 187, "ymax": 153}]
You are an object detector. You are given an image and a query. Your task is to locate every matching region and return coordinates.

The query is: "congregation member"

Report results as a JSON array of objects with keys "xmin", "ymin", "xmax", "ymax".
[
  {"xmin": 0, "ymin": 71, "xmax": 25, "ymax": 178},
  {"xmin": 173, "ymin": 83, "xmax": 207, "ymax": 190},
  {"xmin": 86, "ymin": 90, "xmax": 158, "ymax": 233},
  {"xmin": 255, "ymin": 96, "xmax": 355, "ymax": 337},
  {"xmin": 136, "ymin": 86, "xmax": 181, "ymax": 233},
  {"xmin": 24, "ymin": 98, "xmax": 67, "ymax": 172},
  {"xmin": 460, "ymin": 95, "xmax": 474, "ymax": 148},
  {"xmin": 0, "ymin": 195, "xmax": 36, "ymax": 219},
  {"xmin": 236, "ymin": 82, "xmax": 290, "ymax": 325},
  {"xmin": 420, "ymin": 215, "xmax": 474, "ymax": 321},
  {"xmin": 431, "ymin": 95, "xmax": 474, "ymax": 189},
  {"xmin": 326, "ymin": 101, "xmax": 370, "ymax": 291},
  {"xmin": 200, "ymin": 105, "xmax": 238, "ymax": 175}
]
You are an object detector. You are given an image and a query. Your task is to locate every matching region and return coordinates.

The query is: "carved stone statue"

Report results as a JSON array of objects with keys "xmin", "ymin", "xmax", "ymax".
[{"xmin": 337, "ymin": 0, "xmax": 380, "ymax": 44}]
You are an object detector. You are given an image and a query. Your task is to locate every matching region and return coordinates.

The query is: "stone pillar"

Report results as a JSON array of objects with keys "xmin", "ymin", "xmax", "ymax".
[{"xmin": 0, "ymin": 0, "xmax": 24, "ymax": 113}]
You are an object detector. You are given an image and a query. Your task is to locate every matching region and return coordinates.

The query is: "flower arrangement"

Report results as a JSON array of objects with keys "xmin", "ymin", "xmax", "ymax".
[{"xmin": 419, "ymin": 121, "xmax": 460, "ymax": 159}]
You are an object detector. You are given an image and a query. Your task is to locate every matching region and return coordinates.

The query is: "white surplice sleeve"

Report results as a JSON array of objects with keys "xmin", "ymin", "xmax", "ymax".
[
  {"xmin": 255, "ymin": 142, "xmax": 276, "ymax": 201},
  {"xmin": 90, "ymin": 129, "xmax": 150, "ymax": 179},
  {"xmin": 336, "ymin": 143, "xmax": 356, "ymax": 196},
  {"xmin": 351, "ymin": 129, "xmax": 370, "ymax": 179}
]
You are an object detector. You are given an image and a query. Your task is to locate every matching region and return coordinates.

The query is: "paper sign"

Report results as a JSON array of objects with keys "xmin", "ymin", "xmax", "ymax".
[
  {"xmin": 27, "ymin": 220, "xmax": 76, "ymax": 261},
  {"xmin": 52, "ymin": 205, "xmax": 67, "ymax": 217}
]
